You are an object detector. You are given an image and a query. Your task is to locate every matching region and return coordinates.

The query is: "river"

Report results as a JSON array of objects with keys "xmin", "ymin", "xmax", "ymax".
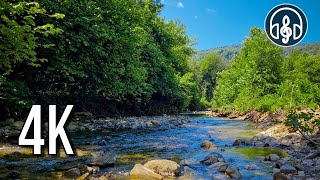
[{"xmin": 0, "ymin": 116, "xmax": 281, "ymax": 179}]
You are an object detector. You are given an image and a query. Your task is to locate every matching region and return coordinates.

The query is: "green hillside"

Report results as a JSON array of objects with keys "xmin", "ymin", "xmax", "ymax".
[{"xmin": 194, "ymin": 43, "xmax": 320, "ymax": 61}]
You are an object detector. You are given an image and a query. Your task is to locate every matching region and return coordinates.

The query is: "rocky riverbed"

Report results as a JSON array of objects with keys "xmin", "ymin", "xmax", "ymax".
[
  {"xmin": 209, "ymin": 109, "xmax": 320, "ymax": 180},
  {"xmin": 0, "ymin": 113, "xmax": 319, "ymax": 179}
]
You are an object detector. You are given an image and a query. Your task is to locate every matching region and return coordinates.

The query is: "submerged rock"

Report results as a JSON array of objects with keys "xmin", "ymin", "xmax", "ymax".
[
  {"xmin": 200, "ymin": 140, "xmax": 218, "ymax": 150},
  {"xmin": 144, "ymin": 159, "xmax": 180, "ymax": 177},
  {"xmin": 180, "ymin": 158, "xmax": 198, "ymax": 166},
  {"xmin": 130, "ymin": 164, "xmax": 163, "ymax": 179},
  {"xmin": 208, "ymin": 162, "xmax": 228, "ymax": 172},
  {"xmin": 178, "ymin": 166, "xmax": 196, "ymax": 180},
  {"xmin": 225, "ymin": 166, "xmax": 242, "ymax": 179},
  {"xmin": 86, "ymin": 151, "xmax": 116, "ymax": 167},
  {"xmin": 201, "ymin": 152, "xmax": 225, "ymax": 165}
]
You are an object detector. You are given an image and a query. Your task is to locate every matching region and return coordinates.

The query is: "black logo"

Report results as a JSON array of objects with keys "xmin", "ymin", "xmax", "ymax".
[{"xmin": 265, "ymin": 4, "xmax": 308, "ymax": 47}]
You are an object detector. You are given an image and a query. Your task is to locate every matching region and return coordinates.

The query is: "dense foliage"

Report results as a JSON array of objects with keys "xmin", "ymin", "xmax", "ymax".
[
  {"xmin": 1, "ymin": 0, "xmax": 319, "ymax": 120},
  {"xmin": 212, "ymin": 28, "xmax": 320, "ymax": 112},
  {"xmin": 0, "ymin": 0, "xmax": 197, "ymax": 118}
]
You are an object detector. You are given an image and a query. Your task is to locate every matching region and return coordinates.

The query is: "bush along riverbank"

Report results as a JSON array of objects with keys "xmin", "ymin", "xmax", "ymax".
[{"xmin": 209, "ymin": 109, "xmax": 320, "ymax": 179}]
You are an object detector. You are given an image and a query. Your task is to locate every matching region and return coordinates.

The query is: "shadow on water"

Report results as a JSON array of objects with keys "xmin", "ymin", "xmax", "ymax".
[{"xmin": 0, "ymin": 116, "xmax": 285, "ymax": 179}]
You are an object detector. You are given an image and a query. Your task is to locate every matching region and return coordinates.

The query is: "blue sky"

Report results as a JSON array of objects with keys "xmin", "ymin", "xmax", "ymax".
[{"xmin": 160, "ymin": 0, "xmax": 320, "ymax": 50}]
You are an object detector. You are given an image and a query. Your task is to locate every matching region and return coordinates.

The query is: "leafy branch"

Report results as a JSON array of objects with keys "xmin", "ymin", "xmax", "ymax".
[{"xmin": 285, "ymin": 110, "xmax": 320, "ymax": 146}]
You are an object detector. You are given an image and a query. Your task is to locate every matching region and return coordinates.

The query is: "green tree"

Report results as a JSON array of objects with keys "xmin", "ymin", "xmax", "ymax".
[
  {"xmin": 199, "ymin": 53, "xmax": 226, "ymax": 105},
  {"xmin": 213, "ymin": 27, "xmax": 283, "ymax": 111}
]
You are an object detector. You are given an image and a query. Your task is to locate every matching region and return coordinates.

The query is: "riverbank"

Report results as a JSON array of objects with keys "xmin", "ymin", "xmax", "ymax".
[{"xmin": 208, "ymin": 109, "xmax": 320, "ymax": 180}]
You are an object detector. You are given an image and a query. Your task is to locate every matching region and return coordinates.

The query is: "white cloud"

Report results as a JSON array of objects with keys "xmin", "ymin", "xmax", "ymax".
[
  {"xmin": 177, "ymin": 2, "xmax": 184, "ymax": 8},
  {"xmin": 206, "ymin": 8, "xmax": 216, "ymax": 14}
]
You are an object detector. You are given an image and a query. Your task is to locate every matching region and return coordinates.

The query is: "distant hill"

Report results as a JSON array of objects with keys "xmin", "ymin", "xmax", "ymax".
[
  {"xmin": 193, "ymin": 45, "xmax": 241, "ymax": 61},
  {"xmin": 194, "ymin": 43, "xmax": 320, "ymax": 61}
]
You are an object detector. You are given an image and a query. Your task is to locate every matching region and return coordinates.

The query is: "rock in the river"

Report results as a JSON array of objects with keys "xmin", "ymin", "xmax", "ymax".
[
  {"xmin": 280, "ymin": 164, "xmax": 297, "ymax": 173},
  {"xmin": 200, "ymin": 140, "xmax": 217, "ymax": 150},
  {"xmin": 64, "ymin": 168, "xmax": 81, "ymax": 178},
  {"xmin": 225, "ymin": 166, "xmax": 242, "ymax": 179},
  {"xmin": 130, "ymin": 164, "xmax": 163, "ymax": 179},
  {"xmin": 201, "ymin": 152, "xmax": 225, "ymax": 165},
  {"xmin": 151, "ymin": 120, "xmax": 161, "ymax": 127},
  {"xmin": 87, "ymin": 166, "xmax": 100, "ymax": 174},
  {"xmin": 86, "ymin": 151, "xmax": 116, "ymax": 167},
  {"xmin": 178, "ymin": 166, "xmax": 196, "ymax": 180},
  {"xmin": 232, "ymin": 139, "xmax": 250, "ymax": 146},
  {"xmin": 144, "ymin": 159, "xmax": 180, "ymax": 177},
  {"xmin": 208, "ymin": 162, "xmax": 228, "ymax": 172},
  {"xmin": 180, "ymin": 158, "xmax": 198, "ymax": 166},
  {"xmin": 268, "ymin": 154, "xmax": 281, "ymax": 161},
  {"xmin": 273, "ymin": 172, "xmax": 287, "ymax": 180}
]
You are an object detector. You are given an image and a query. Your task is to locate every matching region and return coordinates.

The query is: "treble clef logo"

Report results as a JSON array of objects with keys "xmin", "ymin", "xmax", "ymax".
[
  {"xmin": 280, "ymin": 15, "xmax": 292, "ymax": 44},
  {"xmin": 265, "ymin": 4, "xmax": 308, "ymax": 47}
]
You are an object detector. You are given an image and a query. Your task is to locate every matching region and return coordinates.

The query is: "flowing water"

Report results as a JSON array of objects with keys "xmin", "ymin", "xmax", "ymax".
[{"xmin": 0, "ymin": 116, "xmax": 280, "ymax": 179}]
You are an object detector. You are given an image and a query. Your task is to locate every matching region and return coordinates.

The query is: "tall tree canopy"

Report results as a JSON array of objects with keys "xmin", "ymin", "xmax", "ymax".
[{"xmin": 0, "ymin": 0, "xmax": 195, "ymax": 118}]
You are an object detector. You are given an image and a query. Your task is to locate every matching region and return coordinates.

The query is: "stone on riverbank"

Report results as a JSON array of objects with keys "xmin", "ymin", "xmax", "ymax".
[
  {"xmin": 76, "ymin": 172, "xmax": 89, "ymax": 180},
  {"xmin": 280, "ymin": 164, "xmax": 297, "ymax": 173},
  {"xmin": 144, "ymin": 159, "xmax": 180, "ymax": 177},
  {"xmin": 273, "ymin": 172, "xmax": 287, "ymax": 180},
  {"xmin": 130, "ymin": 164, "xmax": 163, "ymax": 179},
  {"xmin": 268, "ymin": 154, "xmax": 281, "ymax": 161}
]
